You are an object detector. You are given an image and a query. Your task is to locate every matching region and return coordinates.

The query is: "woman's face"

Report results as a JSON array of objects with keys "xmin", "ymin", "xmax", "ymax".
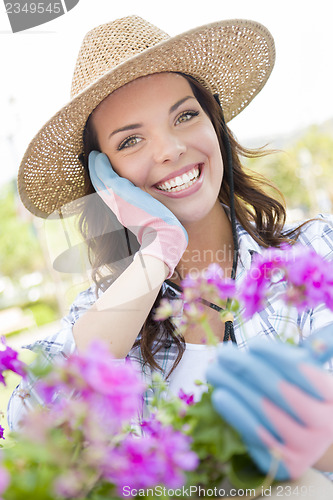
[{"xmin": 92, "ymin": 73, "xmax": 224, "ymax": 225}]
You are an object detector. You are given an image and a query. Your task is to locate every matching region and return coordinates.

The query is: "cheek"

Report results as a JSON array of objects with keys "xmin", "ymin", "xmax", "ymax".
[
  {"xmin": 199, "ymin": 127, "xmax": 224, "ymax": 177},
  {"xmin": 194, "ymin": 122, "xmax": 222, "ymax": 157},
  {"xmin": 107, "ymin": 155, "xmax": 148, "ymax": 188}
]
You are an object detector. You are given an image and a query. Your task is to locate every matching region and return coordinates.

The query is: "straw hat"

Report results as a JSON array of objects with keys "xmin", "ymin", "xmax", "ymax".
[{"xmin": 18, "ymin": 15, "xmax": 275, "ymax": 218}]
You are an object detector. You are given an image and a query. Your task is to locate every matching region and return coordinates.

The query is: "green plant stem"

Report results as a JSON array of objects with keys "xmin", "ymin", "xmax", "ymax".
[{"xmin": 199, "ymin": 316, "xmax": 218, "ymax": 346}]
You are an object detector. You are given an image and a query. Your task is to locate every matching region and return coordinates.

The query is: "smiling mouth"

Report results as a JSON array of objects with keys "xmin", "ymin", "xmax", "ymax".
[{"xmin": 155, "ymin": 165, "xmax": 202, "ymax": 193}]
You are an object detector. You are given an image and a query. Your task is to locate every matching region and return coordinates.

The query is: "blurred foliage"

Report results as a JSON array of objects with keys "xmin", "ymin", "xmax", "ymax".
[
  {"xmin": 244, "ymin": 123, "xmax": 333, "ymax": 218},
  {"xmin": 0, "ymin": 181, "xmax": 89, "ymax": 320},
  {"xmin": 23, "ymin": 301, "xmax": 58, "ymax": 327},
  {"xmin": 0, "ymin": 182, "xmax": 44, "ymax": 279}
]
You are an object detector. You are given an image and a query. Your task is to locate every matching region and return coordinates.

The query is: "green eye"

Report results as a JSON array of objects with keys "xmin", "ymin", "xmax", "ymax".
[
  {"xmin": 176, "ymin": 110, "xmax": 199, "ymax": 125},
  {"xmin": 118, "ymin": 136, "xmax": 142, "ymax": 150}
]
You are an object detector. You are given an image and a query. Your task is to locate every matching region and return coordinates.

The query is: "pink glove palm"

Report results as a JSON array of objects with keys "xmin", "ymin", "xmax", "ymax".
[
  {"xmin": 207, "ymin": 325, "xmax": 333, "ymax": 480},
  {"xmin": 88, "ymin": 151, "xmax": 188, "ymax": 278}
]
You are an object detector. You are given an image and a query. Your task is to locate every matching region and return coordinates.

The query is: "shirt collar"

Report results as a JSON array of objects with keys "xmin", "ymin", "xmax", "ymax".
[{"xmin": 234, "ymin": 219, "xmax": 262, "ymax": 271}]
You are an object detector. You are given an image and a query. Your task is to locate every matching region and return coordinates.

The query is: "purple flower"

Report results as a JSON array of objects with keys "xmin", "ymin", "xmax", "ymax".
[
  {"xmin": 181, "ymin": 274, "xmax": 199, "ymax": 290},
  {"xmin": 105, "ymin": 435, "xmax": 162, "ymax": 491},
  {"xmin": 237, "ymin": 247, "xmax": 287, "ymax": 318},
  {"xmin": 140, "ymin": 416, "xmax": 164, "ymax": 436},
  {"xmin": 178, "ymin": 388, "xmax": 195, "ymax": 406},
  {"xmin": 0, "ymin": 426, "xmax": 4, "ymax": 440},
  {"xmin": 238, "ymin": 279, "xmax": 268, "ymax": 318},
  {"xmin": 238, "ymin": 268, "xmax": 271, "ymax": 319},
  {"xmin": 103, "ymin": 421, "xmax": 198, "ymax": 493},
  {"xmin": 282, "ymin": 245, "xmax": 333, "ymax": 311},
  {"xmin": 237, "ymin": 244, "xmax": 333, "ymax": 317},
  {"xmin": 0, "ymin": 338, "xmax": 26, "ymax": 385},
  {"xmin": 216, "ymin": 280, "xmax": 236, "ymax": 301}
]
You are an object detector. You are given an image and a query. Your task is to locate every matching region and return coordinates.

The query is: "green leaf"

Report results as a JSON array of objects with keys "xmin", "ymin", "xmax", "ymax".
[
  {"xmin": 186, "ymin": 389, "xmax": 246, "ymax": 462},
  {"xmin": 86, "ymin": 480, "xmax": 118, "ymax": 499},
  {"xmin": 227, "ymin": 454, "xmax": 266, "ymax": 490}
]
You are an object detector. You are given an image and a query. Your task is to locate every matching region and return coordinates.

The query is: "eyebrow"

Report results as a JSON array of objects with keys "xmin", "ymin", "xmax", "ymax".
[
  {"xmin": 108, "ymin": 95, "xmax": 196, "ymax": 139},
  {"xmin": 108, "ymin": 123, "xmax": 142, "ymax": 139},
  {"xmin": 169, "ymin": 95, "xmax": 196, "ymax": 114}
]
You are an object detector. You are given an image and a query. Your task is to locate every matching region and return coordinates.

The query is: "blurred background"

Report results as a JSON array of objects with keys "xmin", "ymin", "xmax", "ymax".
[{"xmin": 1, "ymin": 0, "xmax": 333, "ymax": 428}]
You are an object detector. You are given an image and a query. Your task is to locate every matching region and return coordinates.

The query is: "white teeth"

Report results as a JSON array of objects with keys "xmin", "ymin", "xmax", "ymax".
[{"xmin": 157, "ymin": 166, "xmax": 200, "ymax": 192}]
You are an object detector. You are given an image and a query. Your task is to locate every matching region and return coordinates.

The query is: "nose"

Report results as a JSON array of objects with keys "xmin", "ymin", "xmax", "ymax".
[{"xmin": 152, "ymin": 131, "xmax": 186, "ymax": 164}]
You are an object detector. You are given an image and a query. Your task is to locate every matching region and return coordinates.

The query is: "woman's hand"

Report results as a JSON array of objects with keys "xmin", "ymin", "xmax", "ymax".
[
  {"xmin": 206, "ymin": 325, "xmax": 333, "ymax": 480},
  {"xmin": 88, "ymin": 151, "xmax": 188, "ymax": 278}
]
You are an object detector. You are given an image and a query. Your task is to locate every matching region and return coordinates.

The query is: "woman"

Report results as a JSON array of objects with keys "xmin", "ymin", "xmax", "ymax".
[{"xmin": 10, "ymin": 15, "xmax": 333, "ymax": 492}]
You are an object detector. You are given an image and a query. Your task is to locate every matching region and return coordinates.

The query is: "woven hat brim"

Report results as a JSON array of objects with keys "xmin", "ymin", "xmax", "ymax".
[{"xmin": 18, "ymin": 18, "xmax": 275, "ymax": 218}]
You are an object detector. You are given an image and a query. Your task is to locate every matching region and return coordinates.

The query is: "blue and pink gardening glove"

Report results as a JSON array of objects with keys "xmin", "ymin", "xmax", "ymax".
[
  {"xmin": 88, "ymin": 151, "xmax": 188, "ymax": 278},
  {"xmin": 206, "ymin": 325, "xmax": 333, "ymax": 480}
]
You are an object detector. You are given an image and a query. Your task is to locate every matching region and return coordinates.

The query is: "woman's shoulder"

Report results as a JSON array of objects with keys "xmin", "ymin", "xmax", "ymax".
[{"xmin": 288, "ymin": 213, "xmax": 333, "ymax": 257}]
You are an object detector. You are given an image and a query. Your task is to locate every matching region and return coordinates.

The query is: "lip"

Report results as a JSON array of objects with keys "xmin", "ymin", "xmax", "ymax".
[{"xmin": 152, "ymin": 163, "xmax": 204, "ymax": 199}]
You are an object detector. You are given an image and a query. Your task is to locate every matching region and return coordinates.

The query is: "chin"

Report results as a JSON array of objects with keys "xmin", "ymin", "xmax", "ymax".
[
  {"xmin": 175, "ymin": 204, "xmax": 216, "ymax": 225},
  {"xmin": 154, "ymin": 185, "xmax": 221, "ymax": 223}
]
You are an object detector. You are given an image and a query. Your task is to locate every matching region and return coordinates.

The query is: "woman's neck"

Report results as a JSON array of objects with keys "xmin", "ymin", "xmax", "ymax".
[{"xmin": 175, "ymin": 203, "xmax": 234, "ymax": 282}]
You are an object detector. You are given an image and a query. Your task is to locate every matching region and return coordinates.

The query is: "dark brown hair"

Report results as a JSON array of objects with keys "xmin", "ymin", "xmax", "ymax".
[{"xmin": 78, "ymin": 73, "xmax": 297, "ymax": 376}]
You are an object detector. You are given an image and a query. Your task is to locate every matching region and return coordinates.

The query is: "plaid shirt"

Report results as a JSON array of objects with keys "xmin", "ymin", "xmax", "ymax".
[{"xmin": 7, "ymin": 214, "xmax": 333, "ymax": 430}]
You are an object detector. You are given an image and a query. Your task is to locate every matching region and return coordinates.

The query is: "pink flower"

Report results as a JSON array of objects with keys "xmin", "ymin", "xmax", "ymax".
[
  {"xmin": 238, "ymin": 247, "xmax": 289, "ymax": 318},
  {"xmin": 183, "ymin": 300, "xmax": 205, "ymax": 319},
  {"xmin": 182, "ymin": 276, "xmax": 203, "ymax": 303},
  {"xmin": 180, "ymin": 265, "xmax": 236, "ymax": 322},
  {"xmin": 205, "ymin": 263, "xmax": 225, "ymax": 282},
  {"xmin": 205, "ymin": 264, "xmax": 236, "ymax": 301},
  {"xmin": 53, "ymin": 469, "xmax": 89, "ymax": 498},
  {"xmin": 36, "ymin": 341, "xmax": 145, "ymax": 432},
  {"xmin": 0, "ymin": 465, "xmax": 9, "ymax": 496},
  {"xmin": 77, "ymin": 342, "xmax": 144, "ymax": 421}
]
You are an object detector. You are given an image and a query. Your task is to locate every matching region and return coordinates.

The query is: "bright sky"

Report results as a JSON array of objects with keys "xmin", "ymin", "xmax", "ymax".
[{"xmin": 1, "ymin": 0, "xmax": 333, "ymax": 186}]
